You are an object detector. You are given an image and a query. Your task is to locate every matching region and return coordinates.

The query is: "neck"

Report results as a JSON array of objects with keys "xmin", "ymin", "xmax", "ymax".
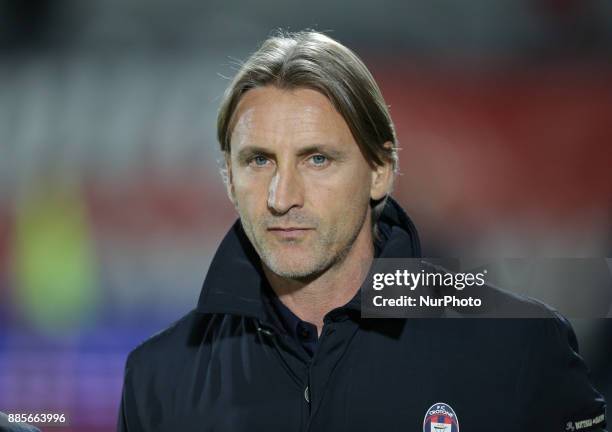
[{"xmin": 263, "ymin": 219, "xmax": 374, "ymax": 336}]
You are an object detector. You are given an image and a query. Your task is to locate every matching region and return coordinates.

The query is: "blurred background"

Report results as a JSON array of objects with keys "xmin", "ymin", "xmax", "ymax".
[{"xmin": 0, "ymin": 0, "xmax": 611, "ymax": 430}]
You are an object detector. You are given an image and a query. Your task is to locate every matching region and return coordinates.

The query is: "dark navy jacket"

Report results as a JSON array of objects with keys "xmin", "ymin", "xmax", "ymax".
[{"xmin": 118, "ymin": 198, "xmax": 606, "ymax": 432}]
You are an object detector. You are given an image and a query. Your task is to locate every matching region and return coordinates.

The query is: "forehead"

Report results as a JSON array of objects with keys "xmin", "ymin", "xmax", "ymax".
[{"xmin": 229, "ymin": 86, "xmax": 355, "ymax": 151}]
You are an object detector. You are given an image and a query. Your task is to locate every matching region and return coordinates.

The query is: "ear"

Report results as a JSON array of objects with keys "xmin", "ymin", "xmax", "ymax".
[
  {"xmin": 370, "ymin": 141, "xmax": 394, "ymax": 201},
  {"xmin": 223, "ymin": 153, "xmax": 237, "ymax": 206}
]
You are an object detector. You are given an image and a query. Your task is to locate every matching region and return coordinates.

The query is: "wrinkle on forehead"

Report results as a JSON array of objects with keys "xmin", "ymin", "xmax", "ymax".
[{"xmin": 229, "ymin": 87, "xmax": 353, "ymax": 152}]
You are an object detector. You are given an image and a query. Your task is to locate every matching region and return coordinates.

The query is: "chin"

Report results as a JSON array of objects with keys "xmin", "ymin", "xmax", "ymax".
[{"xmin": 265, "ymin": 254, "xmax": 327, "ymax": 280}]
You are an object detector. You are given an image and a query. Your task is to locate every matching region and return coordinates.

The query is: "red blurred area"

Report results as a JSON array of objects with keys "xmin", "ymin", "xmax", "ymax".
[{"xmin": 376, "ymin": 63, "xmax": 612, "ymax": 251}]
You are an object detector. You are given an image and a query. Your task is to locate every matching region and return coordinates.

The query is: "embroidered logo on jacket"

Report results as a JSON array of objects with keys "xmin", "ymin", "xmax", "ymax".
[
  {"xmin": 565, "ymin": 412, "xmax": 606, "ymax": 431},
  {"xmin": 423, "ymin": 402, "xmax": 459, "ymax": 432}
]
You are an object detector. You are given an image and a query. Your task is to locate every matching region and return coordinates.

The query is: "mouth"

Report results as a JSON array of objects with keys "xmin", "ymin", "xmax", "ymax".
[
  {"xmin": 267, "ymin": 227, "xmax": 313, "ymax": 231},
  {"xmin": 267, "ymin": 227, "xmax": 314, "ymax": 239}
]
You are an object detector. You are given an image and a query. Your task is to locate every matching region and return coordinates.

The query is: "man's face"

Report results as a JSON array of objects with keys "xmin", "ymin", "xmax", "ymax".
[{"xmin": 226, "ymin": 86, "xmax": 389, "ymax": 279}]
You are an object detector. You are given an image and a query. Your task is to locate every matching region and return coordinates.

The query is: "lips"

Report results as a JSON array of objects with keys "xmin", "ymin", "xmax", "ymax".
[
  {"xmin": 267, "ymin": 227, "xmax": 312, "ymax": 231},
  {"xmin": 267, "ymin": 227, "xmax": 313, "ymax": 239}
]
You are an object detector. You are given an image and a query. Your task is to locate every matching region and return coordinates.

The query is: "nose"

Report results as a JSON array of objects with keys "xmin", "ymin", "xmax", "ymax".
[{"xmin": 267, "ymin": 165, "xmax": 304, "ymax": 215}]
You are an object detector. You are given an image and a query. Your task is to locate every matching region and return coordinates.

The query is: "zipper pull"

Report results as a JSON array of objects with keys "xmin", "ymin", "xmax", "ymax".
[{"xmin": 256, "ymin": 325, "xmax": 275, "ymax": 337}]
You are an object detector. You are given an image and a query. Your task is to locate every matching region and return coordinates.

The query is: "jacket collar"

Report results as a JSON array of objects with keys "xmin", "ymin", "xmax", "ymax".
[{"xmin": 196, "ymin": 196, "xmax": 421, "ymax": 318}]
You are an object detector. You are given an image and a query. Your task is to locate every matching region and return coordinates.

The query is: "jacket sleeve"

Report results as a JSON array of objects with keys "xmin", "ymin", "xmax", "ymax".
[
  {"xmin": 117, "ymin": 352, "xmax": 145, "ymax": 432},
  {"xmin": 519, "ymin": 312, "xmax": 607, "ymax": 431}
]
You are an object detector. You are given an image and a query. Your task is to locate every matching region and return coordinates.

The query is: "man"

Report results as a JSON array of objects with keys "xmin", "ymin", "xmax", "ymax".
[{"xmin": 117, "ymin": 31, "xmax": 606, "ymax": 431}]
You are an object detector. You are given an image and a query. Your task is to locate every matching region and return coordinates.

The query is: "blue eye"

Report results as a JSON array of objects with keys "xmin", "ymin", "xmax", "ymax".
[
  {"xmin": 310, "ymin": 154, "xmax": 328, "ymax": 166},
  {"xmin": 252, "ymin": 156, "xmax": 269, "ymax": 167}
]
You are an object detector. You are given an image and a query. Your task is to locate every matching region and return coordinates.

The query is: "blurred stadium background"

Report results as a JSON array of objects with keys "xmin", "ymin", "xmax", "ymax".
[{"xmin": 0, "ymin": 0, "xmax": 611, "ymax": 430}]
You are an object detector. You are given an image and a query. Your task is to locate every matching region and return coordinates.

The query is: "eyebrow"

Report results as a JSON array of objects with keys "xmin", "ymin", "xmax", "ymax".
[
  {"xmin": 296, "ymin": 145, "xmax": 347, "ymax": 160},
  {"xmin": 235, "ymin": 146, "xmax": 275, "ymax": 164},
  {"xmin": 235, "ymin": 144, "xmax": 347, "ymax": 164}
]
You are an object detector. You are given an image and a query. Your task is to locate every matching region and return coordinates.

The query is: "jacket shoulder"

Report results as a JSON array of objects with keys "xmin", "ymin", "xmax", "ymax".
[
  {"xmin": 126, "ymin": 310, "xmax": 220, "ymax": 370},
  {"xmin": 510, "ymin": 299, "xmax": 608, "ymax": 429},
  {"xmin": 449, "ymin": 281, "xmax": 564, "ymax": 318},
  {"xmin": 450, "ymin": 286, "xmax": 607, "ymax": 429},
  {"xmin": 118, "ymin": 311, "xmax": 222, "ymax": 432}
]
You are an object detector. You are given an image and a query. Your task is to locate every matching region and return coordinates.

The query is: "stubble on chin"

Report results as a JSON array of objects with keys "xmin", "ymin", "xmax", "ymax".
[
  {"xmin": 239, "ymin": 199, "xmax": 370, "ymax": 281},
  {"xmin": 255, "ymin": 219, "xmax": 366, "ymax": 282},
  {"xmin": 258, "ymin": 230, "xmax": 330, "ymax": 280}
]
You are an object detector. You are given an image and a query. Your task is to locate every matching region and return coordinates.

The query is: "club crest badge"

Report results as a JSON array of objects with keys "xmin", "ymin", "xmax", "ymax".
[{"xmin": 423, "ymin": 402, "xmax": 459, "ymax": 432}]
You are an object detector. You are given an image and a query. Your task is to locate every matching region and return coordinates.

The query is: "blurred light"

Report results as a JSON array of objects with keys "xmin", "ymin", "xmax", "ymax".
[{"xmin": 13, "ymin": 180, "xmax": 99, "ymax": 334}]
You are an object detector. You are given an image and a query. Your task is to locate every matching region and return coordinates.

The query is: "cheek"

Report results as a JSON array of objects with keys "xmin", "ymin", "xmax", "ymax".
[
  {"xmin": 232, "ymin": 173, "xmax": 269, "ymax": 212},
  {"xmin": 307, "ymin": 169, "xmax": 371, "ymax": 219},
  {"xmin": 327, "ymin": 165, "xmax": 371, "ymax": 197}
]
